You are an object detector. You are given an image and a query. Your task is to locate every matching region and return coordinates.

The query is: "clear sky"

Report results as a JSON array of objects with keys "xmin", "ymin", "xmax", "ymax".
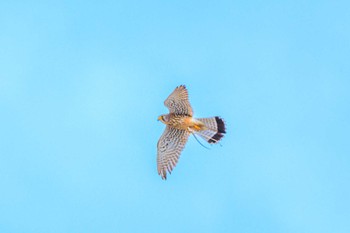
[{"xmin": 1, "ymin": 1, "xmax": 349, "ymax": 233}]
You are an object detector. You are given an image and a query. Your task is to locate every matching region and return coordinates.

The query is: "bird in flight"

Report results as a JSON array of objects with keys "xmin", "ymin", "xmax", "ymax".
[{"xmin": 157, "ymin": 85, "xmax": 226, "ymax": 180}]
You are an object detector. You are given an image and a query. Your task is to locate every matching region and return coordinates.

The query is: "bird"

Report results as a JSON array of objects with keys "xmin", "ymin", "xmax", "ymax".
[{"xmin": 157, "ymin": 85, "xmax": 226, "ymax": 180}]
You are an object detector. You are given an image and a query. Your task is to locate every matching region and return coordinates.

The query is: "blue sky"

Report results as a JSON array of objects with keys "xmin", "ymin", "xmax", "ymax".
[{"xmin": 1, "ymin": 1, "xmax": 349, "ymax": 232}]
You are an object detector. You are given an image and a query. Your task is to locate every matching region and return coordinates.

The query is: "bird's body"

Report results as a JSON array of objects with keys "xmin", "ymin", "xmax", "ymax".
[
  {"xmin": 158, "ymin": 113, "xmax": 205, "ymax": 131},
  {"xmin": 157, "ymin": 85, "xmax": 226, "ymax": 179}
]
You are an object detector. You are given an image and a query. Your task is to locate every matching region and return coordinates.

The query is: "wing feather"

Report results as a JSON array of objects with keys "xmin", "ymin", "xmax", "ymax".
[
  {"xmin": 157, "ymin": 126, "xmax": 190, "ymax": 179},
  {"xmin": 164, "ymin": 85, "xmax": 193, "ymax": 116}
]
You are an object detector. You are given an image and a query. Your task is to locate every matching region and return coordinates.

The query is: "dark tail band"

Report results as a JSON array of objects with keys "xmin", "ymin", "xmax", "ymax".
[{"xmin": 208, "ymin": 117, "xmax": 226, "ymax": 144}]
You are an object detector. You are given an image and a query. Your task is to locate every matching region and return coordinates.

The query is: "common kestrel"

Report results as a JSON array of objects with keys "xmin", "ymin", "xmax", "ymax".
[{"xmin": 157, "ymin": 85, "xmax": 226, "ymax": 179}]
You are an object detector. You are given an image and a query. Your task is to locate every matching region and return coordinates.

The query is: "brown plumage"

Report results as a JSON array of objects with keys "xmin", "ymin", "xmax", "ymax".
[{"xmin": 157, "ymin": 85, "xmax": 226, "ymax": 180}]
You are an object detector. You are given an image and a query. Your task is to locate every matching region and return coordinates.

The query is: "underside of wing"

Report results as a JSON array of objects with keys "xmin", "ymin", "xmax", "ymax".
[
  {"xmin": 164, "ymin": 85, "xmax": 193, "ymax": 116},
  {"xmin": 157, "ymin": 126, "xmax": 190, "ymax": 179}
]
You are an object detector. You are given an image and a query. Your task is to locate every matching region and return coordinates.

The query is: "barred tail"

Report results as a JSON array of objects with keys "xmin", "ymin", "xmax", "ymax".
[{"xmin": 196, "ymin": 117, "xmax": 226, "ymax": 144}]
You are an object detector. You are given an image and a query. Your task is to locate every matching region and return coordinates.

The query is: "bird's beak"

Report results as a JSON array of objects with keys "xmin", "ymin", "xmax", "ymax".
[{"xmin": 157, "ymin": 116, "xmax": 161, "ymax": 121}]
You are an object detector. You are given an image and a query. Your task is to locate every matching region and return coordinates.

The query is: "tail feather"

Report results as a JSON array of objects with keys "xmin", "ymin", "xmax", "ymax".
[{"xmin": 196, "ymin": 117, "xmax": 226, "ymax": 144}]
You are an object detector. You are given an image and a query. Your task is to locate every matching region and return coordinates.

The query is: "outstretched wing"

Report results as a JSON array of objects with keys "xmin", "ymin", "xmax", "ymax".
[
  {"xmin": 157, "ymin": 126, "xmax": 190, "ymax": 180},
  {"xmin": 164, "ymin": 85, "xmax": 193, "ymax": 116}
]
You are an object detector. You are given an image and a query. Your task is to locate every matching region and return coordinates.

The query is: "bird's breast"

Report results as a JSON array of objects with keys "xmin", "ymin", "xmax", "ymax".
[{"xmin": 167, "ymin": 115, "xmax": 204, "ymax": 131}]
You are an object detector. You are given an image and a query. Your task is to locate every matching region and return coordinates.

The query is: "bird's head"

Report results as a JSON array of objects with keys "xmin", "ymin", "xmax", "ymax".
[{"xmin": 158, "ymin": 114, "xmax": 170, "ymax": 124}]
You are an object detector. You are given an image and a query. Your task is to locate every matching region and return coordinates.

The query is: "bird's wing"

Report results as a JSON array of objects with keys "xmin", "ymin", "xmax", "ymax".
[
  {"xmin": 157, "ymin": 126, "xmax": 190, "ymax": 179},
  {"xmin": 164, "ymin": 85, "xmax": 193, "ymax": 116}
]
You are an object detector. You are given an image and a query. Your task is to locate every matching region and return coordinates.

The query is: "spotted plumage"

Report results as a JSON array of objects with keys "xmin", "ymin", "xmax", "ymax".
[{"xmin": 157, "ymin": 85, "xmax": 226, "ymax": 180}]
